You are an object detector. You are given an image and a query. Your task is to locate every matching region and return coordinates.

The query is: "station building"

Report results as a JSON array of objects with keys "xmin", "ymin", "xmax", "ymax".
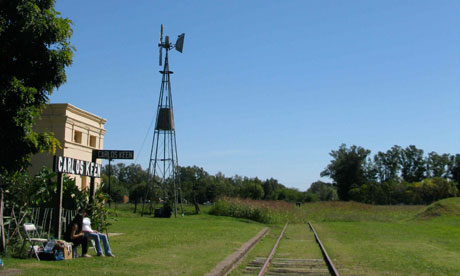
[{"xmin": 29, "ymin": 103, "xmax": 107, "ymax": 190}]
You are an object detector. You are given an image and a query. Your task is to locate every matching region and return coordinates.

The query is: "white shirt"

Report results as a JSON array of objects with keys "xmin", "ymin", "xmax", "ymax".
[{"xmin": 82, "ymin": 217, "xmax": 94, "ymax": 232}]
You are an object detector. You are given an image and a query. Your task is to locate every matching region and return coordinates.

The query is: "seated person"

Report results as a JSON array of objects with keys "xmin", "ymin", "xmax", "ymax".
[
  {"xmin": 81, "ymin": 211, "xmax": 114, "ymax": 257},
  {"xmin": 64, "ymin": 210, "xmax": 91, "ymax": 258}
]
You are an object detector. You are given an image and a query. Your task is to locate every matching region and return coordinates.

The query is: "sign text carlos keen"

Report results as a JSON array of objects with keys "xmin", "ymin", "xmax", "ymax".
[{"xmin": 54, "ymin": 156, "xmax": 102, "ymax": 178}]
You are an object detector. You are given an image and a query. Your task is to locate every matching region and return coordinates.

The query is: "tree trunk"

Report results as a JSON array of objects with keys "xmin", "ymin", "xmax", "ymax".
[
  {"xmin": 0, "ymin": 189, "xmax": 5, "ymax": 253},
  {"xmin": 193, "ymin": 193, "xmax": 200, "ymax": 214}
]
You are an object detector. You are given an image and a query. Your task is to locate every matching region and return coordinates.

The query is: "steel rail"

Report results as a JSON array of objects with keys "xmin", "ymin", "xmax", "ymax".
[
  {"xmin": 308, "ymin": 221, "xmax": 340, "ymax": 276},
  {"xmin": 257, "ymin": 222, "xmax": 288, "ymax": 276}
]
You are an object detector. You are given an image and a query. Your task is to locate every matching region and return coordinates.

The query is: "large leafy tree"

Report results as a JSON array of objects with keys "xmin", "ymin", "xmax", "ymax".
[
  {"xmin": 449, "ymin": 154, "xmax": 460, "ymax": 191},
  {"xmin": 307, "ymin": 180, "xmax": 337, "ymax": 201},
  {"xmin": 426, "ymin": 152, "xmax": 451, "ymax": 179},
  {"xmin": 0, "ymin": 0, "xmax": 74, "ymax": 175},
  {"xmin": 321, "ymin": 144, "xmax": 371, "ymax": 201},
  {"xmin": 373, "ymin": 145, "xmax": 402, "ymax": 183},
  {"xmin": 400, "ymin": 145, "xmax": 426, "ymax": 183},
  {"xmin": 262, "ymin": 178, "xmax": 284, "ymax": 200},
  {"xmin": 178, "ymin": 166, "xmax": 209, "ymax": 213}
]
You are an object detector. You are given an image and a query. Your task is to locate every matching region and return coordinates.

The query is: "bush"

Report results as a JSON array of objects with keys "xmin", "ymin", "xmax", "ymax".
[
  {"xmin": 209, "ymin": 200, "xmax": 274, "ymax": 223},
  {"xmin": 209, "ymin": 197, "xmax": 303, "ymax": 224},
  {"xmin": 5, "ymin": 167, "xmax": 87, "ymax": 210}
]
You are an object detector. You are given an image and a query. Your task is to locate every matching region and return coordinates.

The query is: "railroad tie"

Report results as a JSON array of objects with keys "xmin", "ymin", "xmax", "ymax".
[{"xmin": 243, "ymin": 257, "xmax": 330, "ymax": 276}]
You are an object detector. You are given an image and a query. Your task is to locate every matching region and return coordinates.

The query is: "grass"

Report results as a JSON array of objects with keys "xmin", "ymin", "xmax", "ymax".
[
  {"xmin": 301, "ymin": 201, "xmax": 422, "ymax": 222},
  {"xmin": 228, "ymin": 225, "xmax": 283, "ymax": 276},
  {"xmin": 215, "ymin": 197, "xmax": 460, "ymax": 276},
  {"xmin": 209, "ymin": 197, "xmax": 423, "ymax": 224},
  {"xmin": 2, "ymin": 204, "xmax": 265, "ymax": 276},
  {"xmin": 307, "ymin": 198, "xmax": 460, "ymax": 276},
  {"xmin": 314, "ymin": 216, "xmax": 460, "ymax": 275},
  {"xmin": 4, "ymin": 198, "xmax": 460, "ymax": 275},
  {"xmin": 416, "ymin": 197, "xmax": 460, "ymax": 219},
  {"xmin": 228, "ymin": 224, "xmax": 326, "ymax": 276},
  {"xmin": 274, "ymin": 224, "xmax": 323, "ymax": 260}
]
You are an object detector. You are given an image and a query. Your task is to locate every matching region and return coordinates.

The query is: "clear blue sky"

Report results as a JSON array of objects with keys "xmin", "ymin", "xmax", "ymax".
[{"xmin": 51, "ymin": 0, "xmax": 459, "ymax": 190}]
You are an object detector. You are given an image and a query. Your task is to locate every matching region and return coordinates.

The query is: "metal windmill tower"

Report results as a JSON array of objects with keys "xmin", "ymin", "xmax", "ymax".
[{"xmin": 142, "ymin": 25, "xmax": 185, "ymax": 217}]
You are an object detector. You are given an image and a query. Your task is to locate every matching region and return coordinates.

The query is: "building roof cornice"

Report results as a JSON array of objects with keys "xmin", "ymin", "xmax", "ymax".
[{"xmin": 48, "ymin": 103, "xmax": 107, "ymax": 125}]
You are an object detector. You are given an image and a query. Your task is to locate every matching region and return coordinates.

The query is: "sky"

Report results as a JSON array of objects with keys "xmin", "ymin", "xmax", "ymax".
[{"xmin": 50, "ymin": 0, "xmax": 460, "ymax": 191}]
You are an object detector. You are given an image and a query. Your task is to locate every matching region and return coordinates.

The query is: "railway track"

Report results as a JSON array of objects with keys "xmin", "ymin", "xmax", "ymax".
[{"xmin": 241, "ymin": 222, "xmax": 339, "ymax": 276}]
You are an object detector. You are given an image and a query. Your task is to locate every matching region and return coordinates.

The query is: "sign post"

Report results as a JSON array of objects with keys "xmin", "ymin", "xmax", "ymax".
[
  {"xmin": 89, "ymin": 153, "xmax": 97, "ymax": 205},
  {"xmin": 55, "ymin": 172, "xmax": 63, "ymax": 240},
  {"xmin": 108, "ymin": 158, "xmax": 112, "ymax": 208},
  {"xmin": 92, "ymin": 150, "xmax": 134, "ymax": 207},
  {"xmin": 53, "ymin": 155, "xmax": 102, "ymax": 239}
]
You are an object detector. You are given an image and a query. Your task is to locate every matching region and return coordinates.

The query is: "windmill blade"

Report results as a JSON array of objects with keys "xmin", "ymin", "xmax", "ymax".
[
  {"xmin": 160, "ymin": 24, "xmax": 164, "ymax": 45},
  {"xmin": 159, "ymin": 24, "xmax": 164, "ymax": 66}
]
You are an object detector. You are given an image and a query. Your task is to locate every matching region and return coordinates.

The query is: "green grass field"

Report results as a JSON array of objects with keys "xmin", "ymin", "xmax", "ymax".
[
  {"xmin": 3, "ymin": 198, "xmax": 460, "ymax": 275},
  {"xmin": 3, "ymin": 206, "xmax": 265, "ymax": 275},
  {"xmin": 311, "ymin": 198, "xmax": 460, "ymax": 276},
  {"xmin": 315, "ymin": 216, "xmax": 460, "ymax": 275},
  {"xmin": 224, "ymin": 198, "xmax": 460, "ymax": 276}
]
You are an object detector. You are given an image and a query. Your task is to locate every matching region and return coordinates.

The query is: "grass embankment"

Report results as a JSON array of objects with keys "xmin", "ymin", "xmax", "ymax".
[
  {"xmin": 214, "ymin": 197, "xmax": 460, "ymax": 276},
  {"xmin": 315, "ymin": 198, "xmax": 460, "ymax": 275},
  {"xmin": 2, "ymin": 205, "xmax": 265, "ymax": 276},
  {"xmin": 209, "ymin": 197, "xmax": 421, "ymax": 224},
  {"xmin": 209, "ymin": 197, "xmax": 300, "ymax": 224}
]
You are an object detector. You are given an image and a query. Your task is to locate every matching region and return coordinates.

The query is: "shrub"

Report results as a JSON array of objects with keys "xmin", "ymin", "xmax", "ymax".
[{"xmin": 209, "ymin": 197, "xmax": 302, "ymax": 224}]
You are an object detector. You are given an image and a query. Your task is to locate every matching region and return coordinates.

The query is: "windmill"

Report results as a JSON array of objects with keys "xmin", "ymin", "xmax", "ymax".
[{"xmin": 142, "ymin": 24, "xmax": 185, "ymax": 217}]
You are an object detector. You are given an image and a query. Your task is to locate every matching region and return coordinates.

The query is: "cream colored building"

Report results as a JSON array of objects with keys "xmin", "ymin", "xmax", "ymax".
[{"xmin": 30, "ymin": 103, "xmax": 107, "ymax": 190}]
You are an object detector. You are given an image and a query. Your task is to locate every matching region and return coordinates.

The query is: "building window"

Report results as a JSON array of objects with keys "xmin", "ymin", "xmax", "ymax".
[
  {"xmin": 90, "ymin": 135, "xmax": 97, "ymax": 148},
  {"xmin": 74, "ymin": 130, "xmax": 82, "ymax": 144}
]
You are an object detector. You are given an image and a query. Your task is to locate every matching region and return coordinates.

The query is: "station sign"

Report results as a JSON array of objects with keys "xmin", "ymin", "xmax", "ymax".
[
  {"xmin": 53, "ymin": 155, "xmax": 102, "ymax": 178},
  {"xmin": 93, "ymin": 150, "xmax": 134, "ymax": 160}
]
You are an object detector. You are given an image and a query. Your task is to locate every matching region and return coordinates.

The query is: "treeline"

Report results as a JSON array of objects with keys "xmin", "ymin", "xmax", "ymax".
[
  {"xmin": 102, "ymin": 144, "xmax": 459, "ymax": 207},
  {"xmin": 321, "ymin": 144, "xmax": 460, "ymax": 204},
  {"xmin": 101, "ymin": 165, "xmax": 321, "ymax": 208}
]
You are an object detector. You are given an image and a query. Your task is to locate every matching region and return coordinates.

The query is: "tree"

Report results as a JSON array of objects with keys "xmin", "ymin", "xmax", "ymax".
[
  {"xmin": 178, "ymin": 166, "xmax": 209, "ymax": 214},
  {"xmin": 373, "ymin": 145, "xmax": 402, "ymax": 183},
  {"xmin": 277, "ymin": 187, "xmax": 302, "ymax": 202},
  {"xmin": 448, "ymin": 154, "xmax": 460, "ymax": 191},
  {"xmin": 212, "ymin": 172, "xmax": 237, "ymax": 199},
  {"xmin": 0, "ymin": 0, "xmax": 74, "ymax": 176},
  {"xmin": 262, "ymin": 178, "xmax": 284, "ymax": 200},
  {"xmin": 400, "ymin": 145, "xmax": 426, "ymax": 183},
  {"xmin": 321, "ymin": 144, "xmax": 371, "ymax": 201},
  {"xmin": 239, "ymin": 178, "xmax": 264, "ymax": 200},
  {"xmin": 101, "ymin": 174, "xmax": 127, "ymax": 203},
  {"xmin": 307, "ymin": 181, "xmax": 337, "ymax": 201},
  {"xmin": 426, "ymin": 152, "xmax": 450, "ymax": 179},
  {"xmin": 129, "ymin": 183, "xmax": 146, "ymax": 213},
  {"xmin": 406, "ymin": 178, "xmax": 458, "ymax": 204}
]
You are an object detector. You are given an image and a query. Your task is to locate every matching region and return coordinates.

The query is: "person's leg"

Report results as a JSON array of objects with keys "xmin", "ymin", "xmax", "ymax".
[
  {"xmin": 81, "ymin": 236, "xmax": 89, "ymax": 255},
  {"xmin": 97, "ymin": 233, "xmax": 113, "ymax": 256},
  {"xmin": 85, "ymin": 232, "xmax": 103, "ymax": 255},
  {"xmin": 72, "ymin": 236, "xmax": 89, "ymax": 256},
  {"xmin": 70, "ymin": 237, "xmax": 82, "ymax": 255}
]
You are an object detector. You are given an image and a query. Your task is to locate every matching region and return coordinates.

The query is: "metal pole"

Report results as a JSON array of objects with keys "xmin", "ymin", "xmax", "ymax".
[
  {"xmin": 108, "ymin": 159, "xmax": 112, "ymax": 208},
  {"xmin": 89, "ymin": 152, "xmax": 97, "ymax": 204},
  {"xmin": 54, "ymin": 173, "xmax": 63, "ymax": 240}
]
